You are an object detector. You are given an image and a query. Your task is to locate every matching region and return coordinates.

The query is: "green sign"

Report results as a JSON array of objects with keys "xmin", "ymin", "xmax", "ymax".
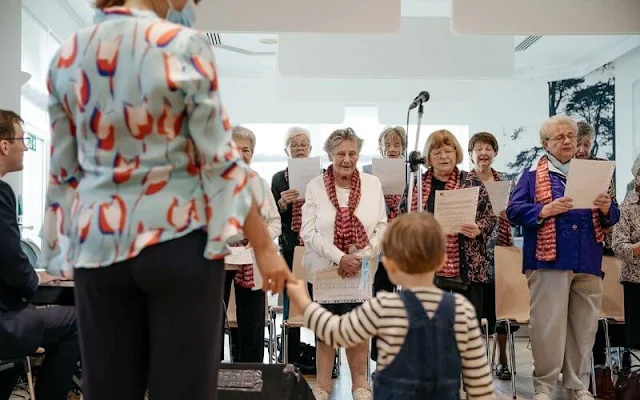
[{"xmin": 26, "ymin": 134, "xmax": 36, "ymax": 151}]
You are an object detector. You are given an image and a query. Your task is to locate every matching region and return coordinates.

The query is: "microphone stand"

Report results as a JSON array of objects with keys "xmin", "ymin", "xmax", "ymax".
[{"xmin": 407, "ymin": 103, "xmax": 427, "ymax": 212}]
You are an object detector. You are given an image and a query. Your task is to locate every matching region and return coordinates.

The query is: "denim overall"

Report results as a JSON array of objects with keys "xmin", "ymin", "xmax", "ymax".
[{"xmin": 373, "ymin": 290, "xmax": 461, "ymax": 400}]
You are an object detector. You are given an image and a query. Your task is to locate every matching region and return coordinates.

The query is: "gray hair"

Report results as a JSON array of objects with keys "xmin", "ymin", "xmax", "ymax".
[
  {"xmin": 378, "ymin": 126, "xmax": 407, "ymax": 156},
  {"xmin": 632, "ymin": 153, "xmax": 640, "ymax": 178},
  {"xmin": 284, "ymin": 127, "xmax": 311, "ymax": 147},
  {"xmin": 231, "ymin": 126, "xmax": 256, "ymax": 152},
  {"xmin": 323, "ymin": 127, "xmax": 363, "ymax": 155},
  {"xmin": 539, "ymin": 115, "xmax": 578, "ymax": 143},
  {"xmin": 577, "ymin": 121, "xmax": 595, "ymax": 140}
]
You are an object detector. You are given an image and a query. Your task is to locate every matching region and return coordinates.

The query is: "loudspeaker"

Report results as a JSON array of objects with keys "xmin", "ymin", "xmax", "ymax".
[{"xmin": 217, "ymin": 363, "xmax": 314, "ymax": 400}]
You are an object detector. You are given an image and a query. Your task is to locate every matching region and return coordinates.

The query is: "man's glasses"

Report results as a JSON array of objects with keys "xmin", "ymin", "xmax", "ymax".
[{"xmin": 4, "ymin": 137, "xmax": 30, "ymax": 146}]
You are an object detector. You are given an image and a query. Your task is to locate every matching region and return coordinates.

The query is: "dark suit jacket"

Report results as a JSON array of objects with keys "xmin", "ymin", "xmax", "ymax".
[
  {"xmin": 0, "ymin": 180, "xmax": 43, "ymax": 359},
  {"xmin": 271, "ymin": 170, "xmax": 298, "ymax": 257}
]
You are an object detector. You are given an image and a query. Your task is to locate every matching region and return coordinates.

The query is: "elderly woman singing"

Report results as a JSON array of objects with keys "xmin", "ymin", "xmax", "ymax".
[
  {"xmin": 301, "ymin": 128, "xmax": 387, "ymax": 400},
  {"xmin": 507, "ymin": 115, "xmax": 620, "ymax": 400},
  {"xmin": 402, "ymin": 129, "xmax": 497, "ymax": 320}
]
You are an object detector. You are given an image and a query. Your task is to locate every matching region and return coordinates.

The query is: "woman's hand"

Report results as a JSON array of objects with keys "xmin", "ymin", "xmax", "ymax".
[
  {"xmin": 37, "ymin": 271, "xmax": 59, "ymax": 286},
  {"xmin": 339, "ymin": 254, "xmax": 362, "ymax": 278},
  {"xmin": 460, "ymin": 223, "xmax": 481, "ymax": 239},
  {"xmin": 279, "ymin": 189, "xmax": 300, "ymax": 209},
  {"xmin": 253, "ymin": 246, "xmax": 293, "ymax": 294},
  {"xmin": 286, "ymin": 278, "xmax": 312, "ymax": 312},
  {"xmin": 539, "ymin": 197, "xmax": 573, "ymax": 219},
  {"xmin": 593, "ymin": 193, "xmax": 611, "ymax": 216}
]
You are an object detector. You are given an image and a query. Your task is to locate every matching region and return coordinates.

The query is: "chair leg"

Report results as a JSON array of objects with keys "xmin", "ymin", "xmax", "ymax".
[
  {"xmin": 267, "ymin": 320, "xmax": 273, "ymax": 364},
  {"xmin": 602, "ymin": 319, "xmax": 613, "ymax": 382},
  {"xmin": 283, "ymin": 323, "xmax": 289, "ymax": 364},
  {"xmin": 25, "ymin": 357, "xmax": 35, "ymax": 400},
  {"xmin": 590, "ymin": 354, "xmax": 597, "ymax": 397},
  {"xmin": 506, "ymin": 322, "xmax": 517, "ymax": 399},
  {"xmin": 270, "ymin": 310, "xmax": 278, "ymax": 363},
  {"xmin": 483, "ymin": 320, "xmax": 490, "ymax": 361},
  {"xmin": 491, "ymin": 332, "xmax": 498, "ymax": 370}
]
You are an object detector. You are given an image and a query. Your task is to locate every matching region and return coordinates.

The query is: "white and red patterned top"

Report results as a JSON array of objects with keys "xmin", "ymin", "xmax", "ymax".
[{"xmin": 40, "ymin": 7, "xmax": 262, "ymax": 277}]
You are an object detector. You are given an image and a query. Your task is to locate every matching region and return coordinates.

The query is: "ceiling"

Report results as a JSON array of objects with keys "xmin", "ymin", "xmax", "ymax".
[{"xmin": 44, "ymin": 0, "xmax": 640, "ymax": 81}]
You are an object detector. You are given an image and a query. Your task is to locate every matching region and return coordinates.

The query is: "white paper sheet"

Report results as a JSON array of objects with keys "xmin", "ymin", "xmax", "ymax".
[
  {"xmin": 433, "ymin": 187, "xmax": 479, "ymax": 234},
  {"xmin": 224, "ymin": 247, "xmax": 253, "ymax": 265},
  {"xmin": 313, "ymin": 257, "xmax": 377, "ymax": 304},
  {"xmin": 288, "ymin": 157, "xmax": 322, "ymax": 199},
  {"xmin": 484, "ymin": 180, "xmax": 512, "ymax": 216},
  {"xmin": 372, "ymin": 158, "xmax": 406, "ymax": 195},
  {"xmin": 250, "ymin": 250, "xmax": 263, "ymax": 291},
  {"xmin": 564, "ymin": 158, "xmax": 615, "ymax": 209}
]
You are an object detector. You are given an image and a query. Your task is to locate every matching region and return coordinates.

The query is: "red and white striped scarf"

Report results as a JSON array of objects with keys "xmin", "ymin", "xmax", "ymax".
[
  {"xmin": 535, "ymin": 156, "xmax": 604, "ymax": 261},
  {"xmin": 232, "ymin": 239, "xmax": 254, "ymax": 289},
  {"xmin": 324, "ymin": 165, "xmax": 369, "ymax": 253},
  {"xmin": 284, "ymin": 168, "xmax": 304, "ymax": 246},
  {"xmin": 384, "ymin": 194, "xmax": 402, "ymax": 222},
  {"xmin": 410, "ymin": 167, "xmax": 462, "ymax": 278}
]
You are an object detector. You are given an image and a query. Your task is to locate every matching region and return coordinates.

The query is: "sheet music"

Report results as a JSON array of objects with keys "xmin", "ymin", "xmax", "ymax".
[
  {"xmin": 372, "ymin": 158, "xmax": 406, "ymax": 195},
  {"xmin": 313, "ymin": 258, "xmax": 375, "ymax": 304},
  {"xmin": 433, "ymin": 187, "xmax": 479, "ymax": 234},
  {"xmin": 250, "ymin": 249, "xmax": 263, "ymax": 292},
  {"xmin": 288, "ymin": 157, "xmax": 322, "ymax": 200},
  {"xmin": 224, "ymin": 247, "xmax": 253, "ymax": 265},
  {"xmin": 564, "ymin": 158, "xmax": 615, "ymax": 209},
  {"xmin": 484, "ymin": 180, "xmax": 512, "ymax": 216}
]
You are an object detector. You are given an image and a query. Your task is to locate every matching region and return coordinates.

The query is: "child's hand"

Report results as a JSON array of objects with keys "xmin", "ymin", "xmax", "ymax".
[{"xmin": 286, "ymin": 278, "xmax": 312, "ymax": 312}]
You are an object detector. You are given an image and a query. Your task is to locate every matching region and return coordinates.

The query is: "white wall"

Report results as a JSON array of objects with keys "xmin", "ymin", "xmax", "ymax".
[
  {"xmin": 218, "ymin": 76, "xmax": 549, "ymax": 173},
  {"xmin": 614, "ymin": 45, "xmax": 640, "ymax": 199}
]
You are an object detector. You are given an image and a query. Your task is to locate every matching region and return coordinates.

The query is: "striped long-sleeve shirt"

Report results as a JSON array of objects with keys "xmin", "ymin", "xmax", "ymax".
[{"xmin": 303, "ymin": 286, "xmax": 494, "ymax": 400}]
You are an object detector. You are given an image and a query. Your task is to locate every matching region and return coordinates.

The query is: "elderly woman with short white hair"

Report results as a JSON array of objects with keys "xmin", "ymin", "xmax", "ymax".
[
  {"xmin": 221, "ymin": 126, "xmax": 281, "ymax": 363},
  {"xmin": 507, "ymin": 115, "xmax": 620, "ymax": 400},
  {"xmin": 301, "ymin": 128, "xmax": 387, "ymax": 400},
  {"xmin": 271, "ymin": 127, "xmax": 314, "ymax": 365}
]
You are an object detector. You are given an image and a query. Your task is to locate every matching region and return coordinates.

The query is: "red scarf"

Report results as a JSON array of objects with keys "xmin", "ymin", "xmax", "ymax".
[
  {"xmin": 410, "ymin": 167, "xmax": 461, "ymax": 278},
  {"xmin": 535, "ymin": 156, "xmax": 604, "ymax": 261},
  {"xmin": 232, "ymin": 239, "xmax": 255, "ymax": 289},
  {"xmin": 284, "ymin": 168, "xmax": 304, "ymax": 246},
  {"xmin": 491, "ymin": 170, "xmax": 514, "ymax": 247},
  {"xmin": 324, "ymin": 165, "xmax": 369, "ymax": 253},
  {"xmin": 384, "ymin": 195, "xmax": 402, "ymax": 222}
]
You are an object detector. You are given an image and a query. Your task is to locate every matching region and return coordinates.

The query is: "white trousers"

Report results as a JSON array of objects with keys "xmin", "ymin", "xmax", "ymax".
[{"xmin": 527, "ymin": 269, "xmax": 602, "ymax": 394}]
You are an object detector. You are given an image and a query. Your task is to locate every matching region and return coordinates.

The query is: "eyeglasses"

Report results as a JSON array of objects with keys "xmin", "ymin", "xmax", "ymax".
[
  {"xmin": 3, "ymin": 137, "xmax": 30, "ymax": 146},
  {"xmin": 290, "ymin": 143, "xmax": 309, "ymax": 150},
  {"xmin": 430, "ymin": 149, "xmax": 456, "ymax": 158},
  {"xmin": 547, "ymin": 133, "xmax": 576, "ymax": 142}
]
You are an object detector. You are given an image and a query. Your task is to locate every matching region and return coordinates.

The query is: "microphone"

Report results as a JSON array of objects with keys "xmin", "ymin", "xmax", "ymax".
[{"xmin": 409, "ymin": 91, "xmax": 430, "ymax": 110}]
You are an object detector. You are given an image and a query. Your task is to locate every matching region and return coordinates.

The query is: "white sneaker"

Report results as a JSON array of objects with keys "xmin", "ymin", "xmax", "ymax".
[
  {"xmin": 352, "ymin": 387, "xmax": 373, "ymax": 400},
  {"xmin": 533, "ymin": 393, "xmax": 551, "ymax": 400},
  {"xmin": 571, "ymin": 390, "xmax": 595, "ymax": 400},
  {"xmin": 312, "ymin": 387, "xmax": 330, "ymax": 400}
]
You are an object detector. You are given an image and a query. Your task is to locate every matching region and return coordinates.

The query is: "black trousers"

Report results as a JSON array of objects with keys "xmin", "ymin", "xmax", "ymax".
[
  {"xmin": 282, "ymin": 248, "xmax": 302, "ymax": 363},
  {"xmin": 221, "ymin": 270, "xmax": 265, "ymax": 363},
  {"xmin": 449, "ymin": 281, "xmax": 484, "ymax": 327},
  {"xmin": 74, "ymin": 231, "xmax": 225, "ymax": 400},
  {"xmin": 371, "ymin": 263, "xmax": 395, "ymax": 361},
  {"xmin": 0, "ymin": 306, "xmax": 80, "ymax": 400}
]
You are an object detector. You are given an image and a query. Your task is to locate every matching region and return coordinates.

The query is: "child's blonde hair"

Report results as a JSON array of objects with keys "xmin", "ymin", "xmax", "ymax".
[{"xmin": 381, "ymin": 213, "xmax": 446, "ymax": 273}]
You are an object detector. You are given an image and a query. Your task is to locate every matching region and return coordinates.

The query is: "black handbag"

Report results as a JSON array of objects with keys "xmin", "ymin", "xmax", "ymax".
[
  {"xmin": 434, "ymin": 275, "xmax": 468, "ymax": 292},
  {"xmin": 615, "ymin": 351, "xmax": 640, "ymax": 400}
]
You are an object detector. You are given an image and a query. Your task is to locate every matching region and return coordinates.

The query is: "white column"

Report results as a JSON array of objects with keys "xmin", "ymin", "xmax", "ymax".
[{"xmin": 0, "ymin": 1, "xmax": 29, "ymax": 200}]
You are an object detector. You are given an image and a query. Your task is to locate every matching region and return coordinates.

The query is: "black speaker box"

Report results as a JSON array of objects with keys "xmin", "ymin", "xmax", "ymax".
[{"xmin": 217, "ymin": 363, "xmax": 314, "ymax": 400}]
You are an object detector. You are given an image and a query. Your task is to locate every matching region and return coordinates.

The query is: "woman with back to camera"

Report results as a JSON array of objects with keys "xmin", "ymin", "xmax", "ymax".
[
  {"xmin": 41, "ymin": 1, "xmax": 291, "ymax": 399},
  {"xmin": 301, "ymin": 128, "xmax": 388, "ymax": 400},
  {"xmin": 467, "ymin": 131, "xmax": 514, "ymax": 381}
]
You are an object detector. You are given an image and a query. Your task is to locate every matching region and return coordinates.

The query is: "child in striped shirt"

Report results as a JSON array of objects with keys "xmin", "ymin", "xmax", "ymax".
[{"xmin": 286, "ymin": 212, "xmax": 495, "ymax": 399}]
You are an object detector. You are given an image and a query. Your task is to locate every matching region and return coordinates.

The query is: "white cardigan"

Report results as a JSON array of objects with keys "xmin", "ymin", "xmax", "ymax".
[{"xmin": 301, "ymin": 172, "xmax": 387, "ymax": 281}]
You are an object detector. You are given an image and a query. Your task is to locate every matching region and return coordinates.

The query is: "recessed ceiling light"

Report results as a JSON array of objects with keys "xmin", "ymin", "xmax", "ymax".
[{"xmin": 259, "ymin": 38, "xmax": 278, "ymax": 45}]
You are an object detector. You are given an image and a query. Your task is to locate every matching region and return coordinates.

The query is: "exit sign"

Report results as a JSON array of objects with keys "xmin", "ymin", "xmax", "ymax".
[{"xmin": 26, "ymin": 134, "xmax": 36, "ymax": 151}]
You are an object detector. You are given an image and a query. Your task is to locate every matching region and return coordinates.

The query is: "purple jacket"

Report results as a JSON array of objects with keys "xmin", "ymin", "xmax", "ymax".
[{"xmin": 507, "ymin": 162, "xmax": 620, "ymax": 276}]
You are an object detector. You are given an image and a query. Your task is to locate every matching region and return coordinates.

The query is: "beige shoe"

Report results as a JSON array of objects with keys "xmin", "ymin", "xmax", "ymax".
[
  {"xmin": 571, "ymin": 390, "xmax": 594, "ymax": 400},
  {"xmin": 533, "ymin": 393, "xmax": 551, "ymax": 400},
  {"xmin": 352, "ymin": 387, "xmax": 372, "ymax": 400},
  {"xmin": 312, "ymin": 387, "xmax": 330, "ymax": 400}
]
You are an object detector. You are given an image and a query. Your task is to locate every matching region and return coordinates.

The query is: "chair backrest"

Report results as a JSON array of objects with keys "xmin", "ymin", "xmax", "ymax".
[
  {"xmin": 495, "ymin": 246, "xmax": 531, "ymax": 324},
  {"xmin": 600, "ymin": 256, "xmax": 624, "ymax": 321},
  {"xmin": 287, "ymin": 246, "xmax": 310, "ymax": 324}
]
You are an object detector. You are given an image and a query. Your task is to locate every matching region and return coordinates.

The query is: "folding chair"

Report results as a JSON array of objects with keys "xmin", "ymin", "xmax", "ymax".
[
  {"xmin": 493, "ymin": 246, "xmax": 531, "ymax": 399},
  {"xmin": 598, "ymin": 256, "xmax": 625, "ymax": 383},
  {"xmin": 0, "ymin": 354, "xmax": 38, "ymax": 400}
]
